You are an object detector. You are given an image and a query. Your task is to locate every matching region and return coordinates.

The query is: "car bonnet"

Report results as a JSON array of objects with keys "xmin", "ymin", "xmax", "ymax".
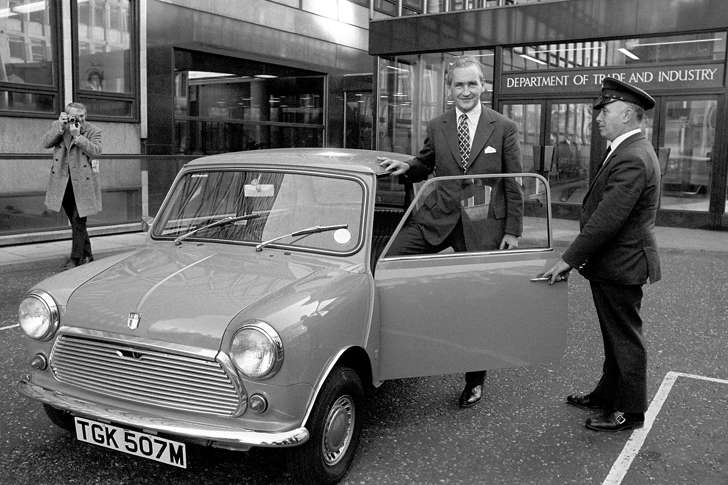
[{"xmin": 61, "ymin": 245, "xmax": 331, "ymax": 350}]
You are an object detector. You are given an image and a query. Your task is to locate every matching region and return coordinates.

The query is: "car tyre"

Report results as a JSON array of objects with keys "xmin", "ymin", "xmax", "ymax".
[
  {"xmin": 289, "ymin": 366, "xmax": 364, "ymax": 484},
  {"xmin": 43, "ymin": 404, "xmax": 75, "ymax": 432}
]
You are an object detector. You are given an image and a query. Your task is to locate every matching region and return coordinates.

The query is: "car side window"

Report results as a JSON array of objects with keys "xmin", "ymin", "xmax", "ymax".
[
  {"xmin": 380, "ymin": 174, "xmax": 550, "ymax": 258},
  {"xmin": 372, "ymin": 174, "xmax": 408, "ymax": 265}
]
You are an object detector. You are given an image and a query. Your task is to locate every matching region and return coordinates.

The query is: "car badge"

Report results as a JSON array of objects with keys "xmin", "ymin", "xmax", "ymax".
[{"xmin": 127, "ymin": 312, "xmax": 141, "ymax": 330}]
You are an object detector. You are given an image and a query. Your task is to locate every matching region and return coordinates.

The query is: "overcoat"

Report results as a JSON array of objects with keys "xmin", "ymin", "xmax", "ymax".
[
  {"xmin": 404, "ymin": 107, "xmax": 524, "ymax": 246},
  {"xmin": 562, "ymin": 132, "xmax": 661, "ymax": 284},
  {"xmin": 42, "ymin": 120, "xmax": 103, "ymax": 218}
]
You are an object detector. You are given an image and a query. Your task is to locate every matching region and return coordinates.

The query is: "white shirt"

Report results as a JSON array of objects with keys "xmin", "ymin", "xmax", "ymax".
[
  {"xmin": 456, "ymin": 103, "xmax": 482, "ymax": 147},
  {"xmin": 604, "ymin": 128, "xmax": 642, "ymax": 164}
]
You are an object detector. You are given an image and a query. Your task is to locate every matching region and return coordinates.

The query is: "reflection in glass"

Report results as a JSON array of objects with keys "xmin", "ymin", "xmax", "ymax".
[
  {"xmin": 0, "ymin": 89, "xmax": 54, "ymax": 112},
  {"xmin": 503, "ymin": 32, "xmax": 726, "ymax": 71},
  {"xmin": 382, "ymin": 174, "xmax": 547, "ymax": 257},
  {"xmin": 174, "ymin": 71, "xmax": 324, "ymax": 154},
  {"xmin": 661, "ymin": 99, "xmax": 716, "ymax": 212},
  {"xmin": 502, "ymin": 103, "xmax": 542, "ymax": 174},
  {"xmin": 76, "ymin": 0, "xmax": 132, "ymax": 93},
  {"xmin": 344, "ymin": 91, "xmax": 373, "ymax": 149},
  {"xmin": 548, "ymin": 103, "xmax": 592, "ymax": 204},
  {"xmin": 0, "ymin": 0, "xmax": 55, "ymax": 86},
  {"xmin": 154, "ymin": 170, "xmax": 364, "ymax": 253}
]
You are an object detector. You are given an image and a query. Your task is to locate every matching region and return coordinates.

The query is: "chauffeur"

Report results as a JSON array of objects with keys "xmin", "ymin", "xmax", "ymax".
[{"xmin": 544, "ymin": 77, "xmax": 661, "ymax": 431}]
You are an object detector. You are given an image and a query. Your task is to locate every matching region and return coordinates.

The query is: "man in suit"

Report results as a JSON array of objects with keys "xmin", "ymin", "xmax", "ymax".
[
  {"xmin": 379, "ymin": 56, "xmax": 523, "ymax": 408},
  {"xmin": 544, "ymin": 77, "xmax": 661, "ymax": 431},
  {"xmin": 42, "ymin": 102, "xmax": 103, "ymax": 268}
]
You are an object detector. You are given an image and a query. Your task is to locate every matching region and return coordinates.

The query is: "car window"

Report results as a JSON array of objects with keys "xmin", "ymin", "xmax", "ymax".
[
  {"xmin": 153, "ymin": 169, "xmax": 365, "ymax": 254},
  {"xmin": 380, "ymin": 173, "xmax": 550, "ymax": 258}
]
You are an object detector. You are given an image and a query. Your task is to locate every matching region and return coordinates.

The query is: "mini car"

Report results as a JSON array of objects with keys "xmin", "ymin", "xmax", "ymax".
[{"xmin": 18, "ymin": 148, "xmax": 567, "ymax": 483}]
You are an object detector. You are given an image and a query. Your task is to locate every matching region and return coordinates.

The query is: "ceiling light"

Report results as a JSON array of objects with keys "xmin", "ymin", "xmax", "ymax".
[
  {"xmin": 520, "ymin": 54, "xmax": 547, "ymax": 65},
  {"xmin": 618, "ymin": 48, "xmax": 640, "ymax": 60},
  {"xmin": 12, "ymin": 1, "xmax": 46, "ymax": 14},
  {"xmin": 254, "ymin": 74, "xmax": 278, "ymax": 79}
]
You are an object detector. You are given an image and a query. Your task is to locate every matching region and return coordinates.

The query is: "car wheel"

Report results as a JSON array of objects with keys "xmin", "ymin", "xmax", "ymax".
[
  {"xmin": 43, "ymin": 404, "xmax": 75, "ymax": 432},
  {"xmin": 289, "ymin": 366, "xmax": 364, "ymax": 484}
]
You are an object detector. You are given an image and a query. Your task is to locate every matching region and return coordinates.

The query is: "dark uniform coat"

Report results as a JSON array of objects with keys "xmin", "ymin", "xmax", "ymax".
[
  {"xmin": 562, "ymin": 132, "xmax": 661, "ymax": 284},
  {"xmin": 42, "ymin": 120, "xmax": 103, "ymax": 218},
  {"xmin": 404, "ymin": 107, "xmax": 524, "ymax": 247}
]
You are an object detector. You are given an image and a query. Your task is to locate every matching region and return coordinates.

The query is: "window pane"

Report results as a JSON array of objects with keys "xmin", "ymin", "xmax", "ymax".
[
  {"xmin": 76, "ymin": 0, "xmax": 132, "ymax": 93},
  {"xmin": 503, "ymin": 32, "xmax": 726, "ymax": 71},
  {"xmin": 661, "ymin": 99, "xmax": 716, "ymax": 212},
  {"xmin": 76, "ymin": 95, "xmax": 132, "ymax": 116},
  {"xmin": 0, "ymin": 89, "xmax": 54, "ymax": 112},
  {"xmin": 0, "ymin": 0, "xmax": 55, "ymax": 86}
]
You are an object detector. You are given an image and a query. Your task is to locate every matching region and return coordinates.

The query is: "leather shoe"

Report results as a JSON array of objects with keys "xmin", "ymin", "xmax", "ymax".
[
  {"xmin": 61, "ymin": 257, "xmax": 82, "ymax": 270},
  {"xmin": 585, "ymin": 411, "xmax": 644, "ymax": 432},
  {"xmin": 458, "ymin": 384, "xmax": 483, "ymax": 408},
  {"xmin": 566, "ymin": 392, "xmax": 605, "ymax": 410}
]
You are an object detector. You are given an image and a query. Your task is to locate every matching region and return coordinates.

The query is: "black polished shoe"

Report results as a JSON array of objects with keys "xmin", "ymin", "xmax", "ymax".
[
  {"xmin": 566, "ymin": 392, "xmax": 605, "ymax": 410},
  {"xmin": 585, "ymin": 411, "xmax": 644, "ymax": 432},
  {"xmin": 61, "ymin": 257, "xmax": 81, "ymax": 270},
  {"xmin": 458, "ymin": 384, "xmax": 483, "ymax": 408}
]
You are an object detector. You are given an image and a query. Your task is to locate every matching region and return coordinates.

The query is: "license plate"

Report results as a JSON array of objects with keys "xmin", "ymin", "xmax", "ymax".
[{"xmin": 74, "ymin": 417, "xmax": 187, "ymax": 468}]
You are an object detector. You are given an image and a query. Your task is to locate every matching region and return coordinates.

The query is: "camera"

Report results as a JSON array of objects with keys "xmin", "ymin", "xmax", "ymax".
[{"xmin": 68, "ymin": 115, "xmax": 79, "ymax": 126}]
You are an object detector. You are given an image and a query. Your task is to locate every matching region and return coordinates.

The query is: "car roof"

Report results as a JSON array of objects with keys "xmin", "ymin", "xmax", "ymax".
[{"xmin": 185, "ymin": 148, "xmax": 412, "ymax": 176}]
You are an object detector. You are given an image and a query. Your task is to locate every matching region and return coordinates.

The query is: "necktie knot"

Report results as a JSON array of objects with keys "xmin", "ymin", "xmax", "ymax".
[{"xmin": 457, "ymin": 114, "xmax": 470, "ymax": 170}]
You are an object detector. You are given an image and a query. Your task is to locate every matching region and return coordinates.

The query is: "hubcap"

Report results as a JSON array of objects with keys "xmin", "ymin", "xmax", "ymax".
[{"xmin": 321, "ymin": 395, "xmax": 355, "ymax": 466}]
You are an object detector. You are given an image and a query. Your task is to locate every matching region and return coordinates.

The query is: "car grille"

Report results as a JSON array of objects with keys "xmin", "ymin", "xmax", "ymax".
[{"xmin": 50, "ymin": 334, "xmax": 243, "ymax": 416}]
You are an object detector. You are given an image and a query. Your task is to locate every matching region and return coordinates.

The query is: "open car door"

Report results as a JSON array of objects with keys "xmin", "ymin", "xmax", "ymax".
[{"xmin": 374, "ymin": 174, "xmax": 568, "ymax": 381}]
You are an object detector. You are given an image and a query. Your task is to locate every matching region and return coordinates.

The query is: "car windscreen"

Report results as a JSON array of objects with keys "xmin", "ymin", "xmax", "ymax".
[{"xmin": 152, "ymin": 169, "xmax": 365, "ymax": 254}]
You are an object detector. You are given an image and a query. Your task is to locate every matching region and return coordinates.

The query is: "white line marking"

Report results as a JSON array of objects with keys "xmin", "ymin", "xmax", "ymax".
[
  {"xmin": 603, "ymin": 371, "xmax": 728, "ymax": 485},
  {"xmin": 1, "ymin": 323, "xmax": 19, "ymax": 331}
]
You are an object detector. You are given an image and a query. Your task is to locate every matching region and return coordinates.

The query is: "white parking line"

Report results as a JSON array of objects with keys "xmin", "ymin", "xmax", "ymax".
[
  {"xmin": 1, "ymin": 323, "xmax": 19, "ymax": 331},
  {"xmin": 603, "ymin": 371, "xmax": 728, "ymax": 485}
]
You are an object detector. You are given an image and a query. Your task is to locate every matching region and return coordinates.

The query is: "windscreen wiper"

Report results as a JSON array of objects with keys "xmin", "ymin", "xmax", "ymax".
[
  {"xmin": 173, "ymin": 213, "xmax": 263, "ymax": 246},
  {"xmin": 255, "ymin": 224, "xmax": 348, "ymax": 252}
]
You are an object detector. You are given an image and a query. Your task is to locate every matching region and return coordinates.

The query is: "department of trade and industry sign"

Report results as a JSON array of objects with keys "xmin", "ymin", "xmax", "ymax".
[{"xmin": 501, "ymin": 63, "xmax": 724, "ymax": 94}]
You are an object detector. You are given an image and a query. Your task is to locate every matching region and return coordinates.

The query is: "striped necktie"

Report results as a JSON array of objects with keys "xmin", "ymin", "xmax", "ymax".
[{"xmin": 457, "ymin": 113, "xmax": 470, "ymax": 170}]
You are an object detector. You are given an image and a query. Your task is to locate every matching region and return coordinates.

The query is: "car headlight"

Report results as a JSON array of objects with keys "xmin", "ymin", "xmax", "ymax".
[
  {"xmin": 230, "ymin": 321, "xmax": 283, "ymax": 380},
  {"xmin": 18, "ymin": 291, "xmax": 59, "ymax": 341}
]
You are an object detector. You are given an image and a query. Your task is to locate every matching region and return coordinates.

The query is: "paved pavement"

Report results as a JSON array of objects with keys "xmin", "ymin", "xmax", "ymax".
[{"xmin": 0, "ymin": 218, "xmax": 726, "ymax": 268}]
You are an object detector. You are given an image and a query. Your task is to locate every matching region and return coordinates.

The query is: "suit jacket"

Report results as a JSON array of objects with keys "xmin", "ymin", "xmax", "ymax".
[
  {"xmin": 404, "ymin": 107, "xmax": 524, "ymax": 246},
  {"xmin": 42, "ymin": 120, "xmax": 103, "ymax": 218},
  {"xmin": 562, "ymin": 132, "xmax": 661, "ymax": 285}
]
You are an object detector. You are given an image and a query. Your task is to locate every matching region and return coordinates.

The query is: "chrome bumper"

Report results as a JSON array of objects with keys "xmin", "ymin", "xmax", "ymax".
[{"xmin": 18, "ymin": 378, "xmax": 309, "ymax": 448}]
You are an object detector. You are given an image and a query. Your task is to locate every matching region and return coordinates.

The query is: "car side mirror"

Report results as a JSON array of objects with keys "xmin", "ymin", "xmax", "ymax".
[{"xmin": 141, "ymin": 216, "xmax": 154, "ymax": 232}]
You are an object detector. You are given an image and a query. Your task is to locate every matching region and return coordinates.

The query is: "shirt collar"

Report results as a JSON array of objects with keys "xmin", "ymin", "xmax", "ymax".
[
  {"xmin": 607, "ymin": 128, "xmax": 641, "ymax": 153},
  {"xmin": 456, "ymin": 103, "xmax": 482, "ymax": 124}
]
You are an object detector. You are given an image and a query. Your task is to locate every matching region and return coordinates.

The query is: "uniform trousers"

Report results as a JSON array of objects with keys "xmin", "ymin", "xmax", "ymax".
[{"xmin": 588, "ymin": 281, "xmax": 647, "ymax": 413}]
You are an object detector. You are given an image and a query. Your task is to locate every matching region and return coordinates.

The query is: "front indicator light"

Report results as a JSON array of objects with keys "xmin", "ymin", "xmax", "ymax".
[
  {"xmin": 18, "ymin": 291, "xmax": 59, "ymax": 341},
  {"xmin": 31, "ymin": 353, "xmax": 48, "ymax": 370},
  {"xmin": 249, "ymin": 394, "xmax": 268, "ymax": 413},
  {"xmin": 230, "ymin": 322, "xmax": 283, "ymax": 380}
]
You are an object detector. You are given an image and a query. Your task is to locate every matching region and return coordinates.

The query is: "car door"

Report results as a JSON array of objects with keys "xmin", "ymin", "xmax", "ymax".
[{"xmin": 374, "ymin": 173, "xmax": 567, "ymax": 381}]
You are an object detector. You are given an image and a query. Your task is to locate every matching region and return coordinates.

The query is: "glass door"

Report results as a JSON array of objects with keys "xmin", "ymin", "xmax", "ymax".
[
  {"xmin": 547, "ymin": 101, "xmax": 594, "ymax": 205},
  {"xmin": 659, "ymin": 97, "xmax": 718, "ymax": 212}
]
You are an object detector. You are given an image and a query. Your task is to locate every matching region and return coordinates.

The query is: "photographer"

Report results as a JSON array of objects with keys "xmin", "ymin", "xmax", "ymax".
[{"xmin": 42, "ymin": 102, "xmax": 103, "ymax": 269}]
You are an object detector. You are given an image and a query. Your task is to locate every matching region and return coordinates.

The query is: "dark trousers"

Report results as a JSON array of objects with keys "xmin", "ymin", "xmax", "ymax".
[
  {"xmin": 589, "ymin": 281, "xmax": 647, "ymax": 413},
  {"xmin": 62, "ymin": 181, "xmax": 92, "ymax": 260},
  {"xmin": 388, "ymin": 218, "xmax": 487, "ymax": 388}
]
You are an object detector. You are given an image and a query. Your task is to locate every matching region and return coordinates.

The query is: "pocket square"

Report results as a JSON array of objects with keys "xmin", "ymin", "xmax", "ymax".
[{"xmin": 484, "ymin": 146, "xmax": 497, "ymax": 154}]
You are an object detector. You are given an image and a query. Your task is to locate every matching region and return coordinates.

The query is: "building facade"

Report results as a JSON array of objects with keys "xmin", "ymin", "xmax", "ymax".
[
  {"xmin": 0, "ymin": 0, "xmax": 379, "ymax": 245},
  {"xmin": 370, "ymin": 0, "xmax": 728, "ymax": 229}
]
